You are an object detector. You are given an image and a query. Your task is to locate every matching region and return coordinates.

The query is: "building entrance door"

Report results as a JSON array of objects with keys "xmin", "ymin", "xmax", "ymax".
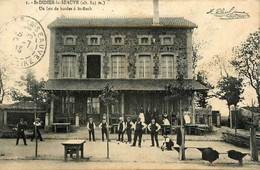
[{"xmin": 87, "ymin": 55, "xmax": 101, "ymax": 78}]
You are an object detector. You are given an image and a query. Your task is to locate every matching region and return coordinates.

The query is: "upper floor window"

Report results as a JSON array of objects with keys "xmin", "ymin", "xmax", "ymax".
[
  {"xmin": 111, "ymin": 35, "xmax": 125, "ymax": 45},
  {"xmin": 63, "ymin": 35, "xmax": 77, "ymax": 45},
  {"xmin": 159, "ymin": 35, "xmax": 175, "ymax": 45},
  {"xmin": 111, "ymin": 55, "xmax": 125, "ymax": 78},
  {"xmin": 137, "ymin": 35, "xmax": 152, "ymax": 45},
  {"xmin": 87, "ymin": 35, "xmax": 102, "ymax": 45},
  {"xmin": 161, "ymin": 55, "xmax": 174, "ymax": 78},
  {"xmin": 62, "ymin": 55, "xmax": 76, "ymax": 78},
  {"xmin": 138, "ymin": 55, "xmax": 152, "ymax": 78}
]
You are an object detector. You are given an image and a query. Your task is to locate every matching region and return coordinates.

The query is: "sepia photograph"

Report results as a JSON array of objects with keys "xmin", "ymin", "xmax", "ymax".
[{"xmin": 0, "ymin": 0, "xmax": 259, "ymax": 169}]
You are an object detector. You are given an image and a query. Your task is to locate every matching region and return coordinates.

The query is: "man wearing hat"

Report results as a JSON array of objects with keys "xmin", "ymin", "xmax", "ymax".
[
  {"xmin": 117, "ymin": 117, "xmax": 125, "ymax": 142},
  {"xmin": 131, "ymin": 117, "xmax": 147, "ymax": 148},
  {"xmin": 98, "ymin": 118, "xmax": 109, "ymax": 141},
  {"xmin": 16, "ymin": 118, "xmax": 28, "ymax": 145},
  {"xmin": 31, "ymin": 118, "xmax": 44, "ymax": 141},
  {"xmin": 87, "ymin": 118, "xmax": 96, "ymax": 141}
]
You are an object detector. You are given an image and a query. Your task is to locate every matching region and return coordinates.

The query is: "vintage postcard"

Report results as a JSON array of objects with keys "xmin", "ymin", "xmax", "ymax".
[{"xmin": 0, "ymin": 0, "xmax": 259, "ymax": 169}]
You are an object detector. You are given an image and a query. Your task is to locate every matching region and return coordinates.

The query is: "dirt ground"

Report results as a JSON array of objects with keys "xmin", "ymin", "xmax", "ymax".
[
  {"xmin": 0, "ymin": 126, "xmax": 259, "ymax": 169},
  {"xmin": 0, "ymin": 138, "xmax": 259, "ymax": 169}
]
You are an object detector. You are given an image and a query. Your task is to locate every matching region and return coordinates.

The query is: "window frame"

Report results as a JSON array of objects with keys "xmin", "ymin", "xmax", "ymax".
[
  {"xmin": 111, "ymin": 35, "xmax": 126, "ymax": 45},
  {"xmin": 158, "ymin": 52, "xmax": 178, "ymax": 79},
  {"xmin": 159, "ymin": 35, "xmax": 175, "ymax": 45},
  {"xmin": 110, "ymin": 55, "xmax": 126, "ymax": 78},
  {"xmin": 58, "ymin": 52, "xmax": 80, "ymax": 79},
  {"xmin": 86, "ymin": 35, "xmax": 102, "ymax": 45},
  {"xmin": 137, "ymin": 35, "xmax": 152, "ymax": 45},
  {"xmin": 62, "ymin": 96, "xmax": 75, "ymax": 115},
  {"xmin": 135, "ymin": 53, "xmax": 154, "ymax": 79},
  {"xmin": 107, "ymin": 53, "xmax": 129, "ymax": 79},
  {"xmin": 161, "ymin": 55, "xmax": 174, "ymax": 78},
  {"xmin": 86, "ymin": 97, "xmax": 100, "ymax": 114},
  {"xmin": 63, "ymin": 35, "xmax": 78, "ymax": 46},
  {"xmin": 61, "ymin": 54, "xmax": 77, "ymax": 78}
]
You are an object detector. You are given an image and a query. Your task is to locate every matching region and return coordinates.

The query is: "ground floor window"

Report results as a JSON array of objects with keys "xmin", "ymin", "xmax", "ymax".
[
  {"xmin": 62, "ymin": 96, "xmax": 75, "ymax": 114},
  {"xmin": 87, "ymin": 97, "xmax": 100, "ymax": 114}
]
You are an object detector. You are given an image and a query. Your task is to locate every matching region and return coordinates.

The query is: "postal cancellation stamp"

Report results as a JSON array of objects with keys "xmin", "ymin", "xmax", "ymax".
[{"xmin": 0, "ymin": 15, "xmax": 47, "ymax": 69}]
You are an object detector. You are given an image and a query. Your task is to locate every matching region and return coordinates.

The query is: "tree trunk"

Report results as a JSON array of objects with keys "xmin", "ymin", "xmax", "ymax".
[
  {"xmin": 257, "ymin": 93, "xmax": 260, "ymax": 108},
  {"xmin": 179, "ymin": 99, "xmax": 185, "ymax": 160},
  {"xmin": 106, "ymin": 105, "xmax": 110, "ymax": 159},
  {"xmin": 228, "ymin": 105, "xmax": 232, "ymax": 128},
  {"xmin": 0, "ymin": 76, "xmax": 4, "ymax": 104},
  {"xmin": 34, "ymin": 102, "xmax": 38, "ymax": 158}
]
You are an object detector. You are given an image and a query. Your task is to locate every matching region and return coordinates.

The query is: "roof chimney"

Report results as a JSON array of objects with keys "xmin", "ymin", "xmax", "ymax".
[{"xmin": 153, "ymin": 0, "xmax": 160, "ymax": 25}]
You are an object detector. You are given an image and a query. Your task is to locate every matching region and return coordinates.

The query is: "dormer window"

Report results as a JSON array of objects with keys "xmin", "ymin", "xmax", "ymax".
[
  {"xmin": 159, "ymin": 35, "xmax": 175, "ymax": 45},
  {"xmin": 115, "ymin": 37, "xmax": 122, "ymax": 44},
  {"xmin": 87, "ymin": 35, "xmax": 102, "ymax": 45},
  {"xmin": 111, "ymin": 35, "xmax": 125, "ymax": 45},
  {"xmin": 91, "ymin": 38, "xmax": 98, "ymax": 44},
  {"xmin": 63, "ymin": 35, "xmax": 77, "ymax": 45},
  {"xmin": 137, "ymin": 35, "xmax": 152, "ymax": 45},
  {"xmin": 141, "ymin": 38, "xmax": 148, "ymax": 44}
]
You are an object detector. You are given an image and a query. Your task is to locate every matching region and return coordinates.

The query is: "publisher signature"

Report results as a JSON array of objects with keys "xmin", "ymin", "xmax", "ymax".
[{"xmin": 207, "ymin": 7, "xmax": 250, "ymax": 20}]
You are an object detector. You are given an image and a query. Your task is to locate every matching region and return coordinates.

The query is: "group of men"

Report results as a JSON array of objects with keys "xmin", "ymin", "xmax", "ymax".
[
  {"xmin": 16, "ymin": 118, "xmax": 44, "ymax": 146},
  {"xmin": 86, "ymin": 106, "xmax": 171, "ymax": 148}
]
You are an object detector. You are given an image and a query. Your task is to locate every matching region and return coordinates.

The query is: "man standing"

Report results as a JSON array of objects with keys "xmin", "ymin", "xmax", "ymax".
[
  {"xmin": 16, "ymin": 118, "xmax": 27, "ymax": 146},
  {"xmin": 99, "ymin": 118, "xmax": 109, "ymax": 141},
  {"xmin": 31, "ymin": 118, "xmax": 44, "ymax": 142},
  {"xmin": 152, "ymin": 107, "xmax": 159, "ymax": 122},
  {"xmin": 125, "ymin": 117, "xmax": 134, "ymax": 143},
  {"xmin": 148, "ymin": 118, "xmax": 161, "ymax": 147},
  {"xmin": 131, "ymin": 117, "xmax": 147, "ymax": 148},
  {"xmin": 87, "ymin": 118, "xmax": 96, "ymax": 141},
  {"xmin": 117, "ymin": 117, "xmax": 125, "ymax": 142},
  {"xmin": 145, "ymin": 106, "xmax": 151, "ymax": 125},
  {"xmin": 139, "ymin": 106, "xmax": 145, "ymax": 123}
]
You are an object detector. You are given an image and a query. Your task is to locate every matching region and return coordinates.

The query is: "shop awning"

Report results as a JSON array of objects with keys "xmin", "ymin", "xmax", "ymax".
[{"xmin": 43, "ymin": 79, "xmax": 208, "ymax": 91}]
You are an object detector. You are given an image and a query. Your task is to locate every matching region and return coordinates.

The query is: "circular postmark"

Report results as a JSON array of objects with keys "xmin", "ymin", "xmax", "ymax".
[{"xmin": 0, "ymin": 15, "xmax": 47, "ymax": 69}]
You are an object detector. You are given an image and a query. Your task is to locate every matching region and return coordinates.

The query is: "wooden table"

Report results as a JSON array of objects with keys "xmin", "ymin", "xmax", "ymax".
[
  {"xmin": 52, "ymin": 123, "xmax": 71, "ymax": 133},
  {"xmin": 161, "ymin": 124, "xmax": 171, "ymax": 135},
  {"xmin": 184, "ymin": 124, "xmax": 198, "ymax": 135},
  {"xmin": 61, "ymin": 140, "xmax": 86, "ymax": 161}
]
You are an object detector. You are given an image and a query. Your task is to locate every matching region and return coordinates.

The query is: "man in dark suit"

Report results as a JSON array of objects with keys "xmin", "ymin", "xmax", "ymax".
[
  {"xmin": 145, "ymin": 106, "xmax": 151, "ymax": 125},
  {"xmin": 16, "ymin": 118, "xmax": 27, "ymax": 145},
  {"xmin": 131, "ymin": 117, "xmax": 147, "ymax": 148}
]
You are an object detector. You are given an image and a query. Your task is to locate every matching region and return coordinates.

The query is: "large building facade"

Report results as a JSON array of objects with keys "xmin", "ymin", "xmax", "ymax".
[{"xmin": 44, "ymin": 16, "xmax": 207, "ymax": 126}]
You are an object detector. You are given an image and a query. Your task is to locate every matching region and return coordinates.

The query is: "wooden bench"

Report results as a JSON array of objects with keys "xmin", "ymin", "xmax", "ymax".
[
  {"xmin": 61, "ymin": 140, "xmax": 86, "ymax": 161},
  {"xmin": 52, "ymin": 123, "xmax": 71, "ymax": 133},
  {"xmin": 196, "ymin": 127, "xmax": 208, "ymax": 135}
]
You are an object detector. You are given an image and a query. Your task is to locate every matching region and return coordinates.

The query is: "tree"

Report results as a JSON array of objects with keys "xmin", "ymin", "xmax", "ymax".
[
  {"xmin": 0, "ymin": 57, "xmax": 13, "ymax": 104},
  {"xmin": 195, "ymin": 71, "xmax": 213, "ymax": 108},
  {"xmin": 9, "ymin": 69, "xmax": 47, "ymax": 106},
  {"xmin": 165, "ymin": 74, "xmax": 193, "ymax": 160},
  {"xmin": 216, "ymin": 76, "xmax": 244, "ymax": 121},
  {"xmin": 192, "ymin": 42, "xmax": 204, "ymax": 78},
  {"xmin": 0, "ymin": 65, "xmax": 6, "ymax": 104},
  {"xmin": 99, "ymin": 84, "xmax": 118, "ymax": 159},
  {"xmin": 231, "ymin": 30, "xmax": 260, "ymax": 106}
]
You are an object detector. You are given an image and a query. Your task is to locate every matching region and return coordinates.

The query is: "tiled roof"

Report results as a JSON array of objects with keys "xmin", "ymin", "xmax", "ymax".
[
  {"xmin": 48, "ymin": 17, "xmax": 197, "ymax": 28},
  {"xmin": 43, "ymin": 79, "xmax": 208, "ymax": 91},
  {"xmin": 0, "ymin": 101, "xmax": 39, "ymax": 110}
]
